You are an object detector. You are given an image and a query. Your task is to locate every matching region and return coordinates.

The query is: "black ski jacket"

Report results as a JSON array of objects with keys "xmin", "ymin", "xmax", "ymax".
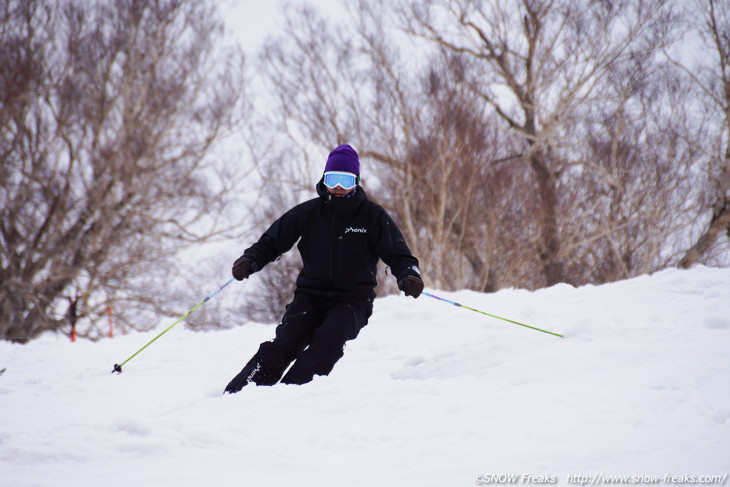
[{"xmin": 241, "ymin": 180, "xmax": 420, "ymax": 304}]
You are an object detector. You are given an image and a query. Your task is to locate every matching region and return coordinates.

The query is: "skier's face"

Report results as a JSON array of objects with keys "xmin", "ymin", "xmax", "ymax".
[{"xmin": 327, "ymin": 186, "xmax": 354, "ymax": 197}]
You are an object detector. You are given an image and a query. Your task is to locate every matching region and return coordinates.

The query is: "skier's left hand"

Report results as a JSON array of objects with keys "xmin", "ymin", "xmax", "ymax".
[{"xmin": 398, "ymin": 275, "xmax": 424, "ymax": 299}]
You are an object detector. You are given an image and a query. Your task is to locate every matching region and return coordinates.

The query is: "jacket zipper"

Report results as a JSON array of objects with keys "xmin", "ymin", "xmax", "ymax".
[{"xmin": 328, "ymin": 198, "xmax": 335, "ymax": 282}]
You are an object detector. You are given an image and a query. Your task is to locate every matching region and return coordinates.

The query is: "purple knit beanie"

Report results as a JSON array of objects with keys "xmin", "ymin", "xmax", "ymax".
[{"xmin": 324, "ymin": 144, "xmax": 360, "ymax": 176}]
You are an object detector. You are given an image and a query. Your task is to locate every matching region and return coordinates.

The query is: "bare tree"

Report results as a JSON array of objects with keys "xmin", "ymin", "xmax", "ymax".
[
  {"xmin": 674, "ymin": 0, "xmax": 730, "ymax": 267},
  {"xmin": 0, "ymin": 0, "xmax": 246, "ymax": 342},
  {"xmin": 401, "ymin": 0, "xmax": 676, "ymax": 285},
  {"xmin": 563, "ymin": 53, "xmax": 699, "ymax": 283},
  {"xmin": 362, "ymin": 51, "xmax": 536, "ymax": 291}
]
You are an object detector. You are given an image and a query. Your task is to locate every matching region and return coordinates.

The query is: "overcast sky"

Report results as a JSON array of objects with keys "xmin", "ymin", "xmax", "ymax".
[{"xmin": 224, "ymin": 0, "xmax": 348, "ymax": 53}]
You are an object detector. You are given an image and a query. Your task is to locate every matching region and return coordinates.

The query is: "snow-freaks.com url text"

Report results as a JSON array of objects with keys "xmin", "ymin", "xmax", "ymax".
[{"xmin": 474, "ymin": 473, "xmax": 728, "ymax": 485}]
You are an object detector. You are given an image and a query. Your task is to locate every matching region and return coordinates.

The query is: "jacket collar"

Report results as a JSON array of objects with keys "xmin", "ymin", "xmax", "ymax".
[{"xmin": 316, "ymin": 178, "xmax": 367, "ymax": 217}]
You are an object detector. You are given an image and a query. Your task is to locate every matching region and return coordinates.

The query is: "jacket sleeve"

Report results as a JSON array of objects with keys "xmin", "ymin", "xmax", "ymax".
[
  {"xmin": 373, "ymin": 208, "xmax": 421, "ymax": 282},
  {"xmin": 240, "ymin": 202, "xmax": 307, "ymax": 272}
]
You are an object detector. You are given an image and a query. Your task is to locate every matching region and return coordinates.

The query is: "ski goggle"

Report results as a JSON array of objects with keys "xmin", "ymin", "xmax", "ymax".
[{"xmin": 323, "ymin": 171, "xmax": 358, "ymax": 190}]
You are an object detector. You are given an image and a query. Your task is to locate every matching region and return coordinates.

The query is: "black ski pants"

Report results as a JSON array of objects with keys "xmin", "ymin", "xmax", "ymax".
[{"xmin": 226, "ymin": 293, "xmax": 371, "ymax": 390}]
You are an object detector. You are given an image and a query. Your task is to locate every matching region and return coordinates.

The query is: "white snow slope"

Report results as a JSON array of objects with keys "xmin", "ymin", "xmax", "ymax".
[{"xmin": 1, "ymin": 267, "xmax": 729, "ymax": 487}]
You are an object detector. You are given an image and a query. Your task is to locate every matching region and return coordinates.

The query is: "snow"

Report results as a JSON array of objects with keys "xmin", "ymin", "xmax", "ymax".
[{"xmin": 1, "ymin": 266, "xmax": 729, "ymax": 486}]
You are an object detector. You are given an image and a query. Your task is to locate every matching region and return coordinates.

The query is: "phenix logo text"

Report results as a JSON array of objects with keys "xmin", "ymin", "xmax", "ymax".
[{"xmin": 345, "ymin": 227, "xmax": 367, "ymax": 234}]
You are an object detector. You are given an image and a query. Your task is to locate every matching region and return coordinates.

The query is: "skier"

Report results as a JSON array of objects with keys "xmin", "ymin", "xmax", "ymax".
[{"xmin": 224, "ymin": 144, "xmax": 423, "ymax": 392}]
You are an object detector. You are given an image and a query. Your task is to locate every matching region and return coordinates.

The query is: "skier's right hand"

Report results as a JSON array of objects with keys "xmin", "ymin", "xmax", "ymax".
[
  {"xmin": 398, "ymin": 275, "xmax": 424, "ymax": 298},
  {"xmin": 232, "ymin": 256, "xmax": 257, "ymax": 280}
]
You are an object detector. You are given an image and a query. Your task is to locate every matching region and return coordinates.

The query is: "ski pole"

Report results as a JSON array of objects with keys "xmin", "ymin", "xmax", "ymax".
[
  {"xmin": 112, "ymin": 278, "xmax": 236, "ymax": 373},
  {"xmin": 421, "ymin": 291, "xmax": 563, "ymax": 338}
]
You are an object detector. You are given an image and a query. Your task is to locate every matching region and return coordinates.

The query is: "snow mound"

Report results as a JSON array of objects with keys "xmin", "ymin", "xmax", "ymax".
[{"xmin": 1, "ymin": 267, "xmax": 729, "ymax": 486}]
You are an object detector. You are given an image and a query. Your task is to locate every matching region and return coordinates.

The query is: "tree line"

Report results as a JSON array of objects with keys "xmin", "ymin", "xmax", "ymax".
[
  {"xmin": 1, "ymin": 0, "xmax": 245, "ymax": 341},
  {"xmin": 2, "ymin": 0, "xmax": 729, "ymax": 338}
]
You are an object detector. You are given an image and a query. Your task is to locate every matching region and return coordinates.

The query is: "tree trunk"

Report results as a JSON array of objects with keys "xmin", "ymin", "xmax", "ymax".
[
  {"xmin": 531, "ymin": 154, "xmax": 565, "ymax": 285},
  {"xmin": 679, "ymin": 200, "xmax": 730, "ymax": 268}
]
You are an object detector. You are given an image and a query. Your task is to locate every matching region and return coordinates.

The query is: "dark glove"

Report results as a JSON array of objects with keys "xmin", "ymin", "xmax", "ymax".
[
  {"xmin": 398, "ymin": 275, "xmax": 424, "ymax": 298},
  {"xmin": 232, "ymin": 256, "xmax": 257, "ymax": 281}
]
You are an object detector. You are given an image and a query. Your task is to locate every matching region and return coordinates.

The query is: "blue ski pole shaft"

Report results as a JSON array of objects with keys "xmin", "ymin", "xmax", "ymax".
[
  {"xmin": 112, "ymin": 278, "xmax": 236, "ymax": 373},
  {"xmin": 422, "ymin": 291, "xmax": 563, "ymax": 338}
]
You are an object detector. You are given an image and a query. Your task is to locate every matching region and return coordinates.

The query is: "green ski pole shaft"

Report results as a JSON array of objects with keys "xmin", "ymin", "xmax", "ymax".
[
  {"xmin": 421, "ymin": 291, "xmax": 563, "ymax": 338},
  {"xmin": 112, "ymin": 278, "xmax": 236, "ymax": 373}
]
